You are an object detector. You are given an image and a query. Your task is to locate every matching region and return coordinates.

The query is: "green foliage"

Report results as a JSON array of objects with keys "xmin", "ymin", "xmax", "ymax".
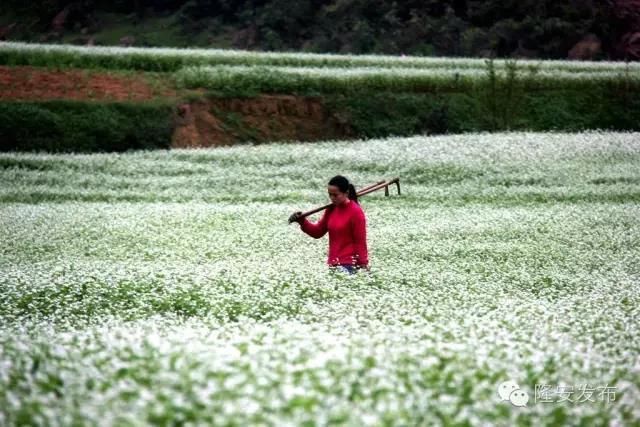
[
  {"xmin": 175, "ymin": 63, "xmax": 640, "ymax": 100},
  {"xmin": 2, "ymin": 42, "xmax": 638, "ymax": 74},
  {"xmin": 521, "ymin": 87, "xmax": 640, "ymax": 131},
  {"xmin": 476, "ymin": 59, "xmax": 530, "ymax": 130},
  {"xmin": 326, "ymin": 93, "xmax": 475, "ymax": 138},
  {"xmin": 1, "ymin": 43, "xmax": 639, "ymax": 152},
  {"xmin": 0, "ymin": 101, "xmax": 174, "ymax": 153},
  {"xmin": 326, "ymin": 82, "xmax": 640, "ymax": 138},
  {"xmin": 1, "ymin": 1, "xmax": 624, "ymax": 58}
]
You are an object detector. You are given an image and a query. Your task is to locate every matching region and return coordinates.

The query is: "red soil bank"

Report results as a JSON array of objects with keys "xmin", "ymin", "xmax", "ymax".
[
  {"xmin": 0, "ymin": 66, "xmax": 350, "ymax": 147},
  {"xmin": 0, "ymin": 66, "xmax": 175, "ymax": 101}
]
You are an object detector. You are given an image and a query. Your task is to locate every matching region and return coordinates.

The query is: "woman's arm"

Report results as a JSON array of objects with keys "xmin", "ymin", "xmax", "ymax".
[
  {"xmin": 352, "ymin": 208, "xmax": 368, "ymax": 265},
  {"xmin": 300, "ymin": 209, "xmax": 329, "ymax": 239}
]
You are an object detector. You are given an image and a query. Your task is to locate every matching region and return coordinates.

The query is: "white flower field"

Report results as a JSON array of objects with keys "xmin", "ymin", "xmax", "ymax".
[
  {"xmin": 1, "ymin": 131, "xmax": 639, "ymax": 425},
  {"xmin": 3, "ymin": 41, "xmax": 640, "ymax": 73}
]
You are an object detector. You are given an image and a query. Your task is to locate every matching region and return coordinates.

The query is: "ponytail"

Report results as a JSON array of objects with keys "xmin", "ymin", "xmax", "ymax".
[{"xmin": 347, "ymin": 183, "xmax": 358, "ymax": 204}]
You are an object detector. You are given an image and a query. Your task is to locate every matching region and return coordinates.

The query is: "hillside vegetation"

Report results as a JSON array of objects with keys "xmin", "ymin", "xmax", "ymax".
[
  {"xmin": 1, "ymin": 1, "xmax": 639, "ymax": 61},
  {"xmin": 1, "ymin": 41, "xmax": 639, "ymax": 152}
]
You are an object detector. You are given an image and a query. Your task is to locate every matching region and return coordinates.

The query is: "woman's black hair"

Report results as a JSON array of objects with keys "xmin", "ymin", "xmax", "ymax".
[{"xmin": 329, "ymin": 175, "xmax": 357, "ymax": 204}]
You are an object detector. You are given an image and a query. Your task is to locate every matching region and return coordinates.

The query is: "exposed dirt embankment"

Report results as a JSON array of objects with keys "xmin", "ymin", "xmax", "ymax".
[
  {"xmin": 0, "ymin": 66, "xmax": 351, "ymax": 147},
  {"xmin": 0, "ymin": 66, "xmax": 176, "ymax": 101},
  {"xmin": 172, "ymin": 96, "xmax": 351, "ymax": 147}
]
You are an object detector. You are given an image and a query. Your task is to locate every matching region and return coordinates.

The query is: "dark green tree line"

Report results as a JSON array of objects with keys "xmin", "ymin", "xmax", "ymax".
[{"xmin": 0, "ymin": 0, "xmax": 636, "ymax": 59}]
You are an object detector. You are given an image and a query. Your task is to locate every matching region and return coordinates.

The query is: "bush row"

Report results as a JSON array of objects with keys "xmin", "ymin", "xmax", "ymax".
[
  {"xmin": 0, "ymin": 101, "xmax": 174, "ymax": 152},
  {"xmin": 327, "ymin": 87, "xmax": 640, "ymax": 138}
]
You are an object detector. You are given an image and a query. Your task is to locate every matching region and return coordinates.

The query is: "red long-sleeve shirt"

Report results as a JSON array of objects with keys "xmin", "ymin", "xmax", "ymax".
[{"xmin": 299, "ymin": 199, "xmax": 369, "ymax": 266}]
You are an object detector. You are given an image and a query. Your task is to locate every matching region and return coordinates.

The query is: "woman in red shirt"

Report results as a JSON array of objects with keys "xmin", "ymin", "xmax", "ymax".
[{"xmin": 289, "ymin": 175, "xmax": 369, "ymax": 274}]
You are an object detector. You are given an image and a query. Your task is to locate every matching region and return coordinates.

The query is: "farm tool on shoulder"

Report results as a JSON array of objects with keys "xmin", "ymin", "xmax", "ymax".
[{"xmin": 288, "ymin": 177, "xmax": 401, "ymax": 224}]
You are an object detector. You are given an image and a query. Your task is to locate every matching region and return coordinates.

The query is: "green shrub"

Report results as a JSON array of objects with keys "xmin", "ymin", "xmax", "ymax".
[
  {"xmin": 326, "ymin": 85, "xmax": 640, "ymax": 138},
  {"xmin": 0, "ymin": 101, "xmax": 174, "ymax": 152}
]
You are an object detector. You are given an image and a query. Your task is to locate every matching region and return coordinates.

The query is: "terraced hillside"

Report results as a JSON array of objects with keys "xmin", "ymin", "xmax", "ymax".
[{"xmin": 2, "ymin": 42, "xmax": 640, "ymax": 152}]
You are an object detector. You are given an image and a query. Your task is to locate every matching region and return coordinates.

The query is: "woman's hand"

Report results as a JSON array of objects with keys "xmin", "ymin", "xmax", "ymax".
[{"xmin": 288, "ymin": 211, "xmax": 304, "ymax": 224}]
